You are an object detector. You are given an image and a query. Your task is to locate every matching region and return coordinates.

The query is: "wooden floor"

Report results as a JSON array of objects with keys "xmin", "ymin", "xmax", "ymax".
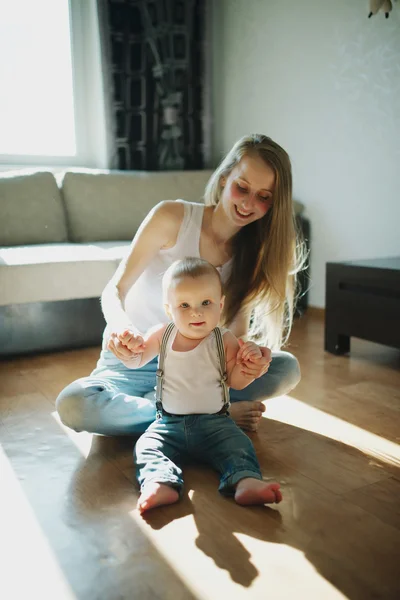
[{"xmin": 1, "ymin": 311, "xmax": 399, "ymax": 600}]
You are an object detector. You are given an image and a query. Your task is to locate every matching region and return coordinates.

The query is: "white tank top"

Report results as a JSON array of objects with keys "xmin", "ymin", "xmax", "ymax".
[
  {"xmin": 123, "ymin": 200, "xmax": 232, "ymax": 333},
  {"xmin": 161, "ymin": 326, "xmax": 229, "ymax": 415}
]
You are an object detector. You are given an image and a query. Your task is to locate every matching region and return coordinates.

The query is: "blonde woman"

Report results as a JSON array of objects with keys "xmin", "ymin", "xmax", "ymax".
[{"xmin": 56, "ymin": 133, "xmax": 304, "ymax": 434}]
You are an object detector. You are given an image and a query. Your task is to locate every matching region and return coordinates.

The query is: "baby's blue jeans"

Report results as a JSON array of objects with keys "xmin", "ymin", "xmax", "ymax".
[
  {"xmin": 135, "ymin": 412, "xmax": 262, "ymax": 495},
  {"xmin": 56, "ymin": 348, "xmax": 300, "ymax": 436}
]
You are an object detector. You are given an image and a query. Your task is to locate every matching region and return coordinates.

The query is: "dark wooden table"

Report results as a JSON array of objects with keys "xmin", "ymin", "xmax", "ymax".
[{"xmin": 325, "ymin": 257, "xmax": 400, "ymax": 354}]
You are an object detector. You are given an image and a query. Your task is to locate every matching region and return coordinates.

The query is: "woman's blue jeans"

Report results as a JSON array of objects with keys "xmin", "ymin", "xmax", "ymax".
[
  {"xmin": 135, "ymin": 413, "xmax": 262, "ymax": 496},
  {"xmin": 56, "ymin": 348, "xmax": 300, "ymax": 436}
]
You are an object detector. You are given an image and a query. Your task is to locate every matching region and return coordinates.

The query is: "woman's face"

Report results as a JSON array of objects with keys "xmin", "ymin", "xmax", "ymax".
[{"xmin": 220, "ymin": 154, "xmax": 275, "ymax": 227}]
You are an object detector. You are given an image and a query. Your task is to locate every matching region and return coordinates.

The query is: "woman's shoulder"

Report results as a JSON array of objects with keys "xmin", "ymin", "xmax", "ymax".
[
  {"xmin": 160, "ymin": 199, "xmax": 205, "ymax": 218},
  {"xmin": 152, "ymin": 200, "xmax": 206, "ymax": 251},
  {"xmin": 148, "ymin": 200, "xmax": 185, "ymax": 236},
  {"xmin": 152, "ymin": 199, "xmax": 185, "ymax": 219}
]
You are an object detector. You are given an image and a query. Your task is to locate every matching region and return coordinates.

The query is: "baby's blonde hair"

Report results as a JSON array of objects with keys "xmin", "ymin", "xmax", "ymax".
[{"xmin": 162, "ymin": 257, "xmax": 222, "ymax": 304}]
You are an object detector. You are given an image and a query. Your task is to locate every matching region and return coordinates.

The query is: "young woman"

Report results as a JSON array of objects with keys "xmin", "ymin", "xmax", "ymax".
[{"xmin": 56, "ymin": 133, "xmax": 305, "ymax": 433}]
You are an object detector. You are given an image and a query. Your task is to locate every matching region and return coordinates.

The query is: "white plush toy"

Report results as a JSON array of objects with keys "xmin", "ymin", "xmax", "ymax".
[{"xmin": 368, "ymin": 0, "xmax": 393, "ymax": 18}]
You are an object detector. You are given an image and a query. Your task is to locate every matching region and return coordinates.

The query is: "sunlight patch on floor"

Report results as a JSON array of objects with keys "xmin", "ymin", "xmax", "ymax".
[
  {"xmin": 0, "ymin": 445, "xmax": 75, "ymax": 600},
  {"xmin": 266, "ymin": 395, "xmax": 400, "ymax": 467},
  {"xmin": 235, "ymin": 534, "xmax": 348, "ymax": 599},
  {"xmin": 52, "ymin": 411, "xmax": 93, "ymax": 457},
  {"xmin": 128, "ymin": 507, "xmax": 348, "ymax": 599},
  {"xmin": 48, "ymin": 413, "xmax": 355, "ymax": 598},
  {"xmin": 48, "ymin": 405, "xmax": 391, "ymax": 599}
]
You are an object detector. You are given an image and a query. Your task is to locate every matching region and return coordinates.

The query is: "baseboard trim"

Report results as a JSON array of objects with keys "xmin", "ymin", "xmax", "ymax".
[{"xmin": 307, "ymin": 306, "xmax": 325, "ymax": 319}]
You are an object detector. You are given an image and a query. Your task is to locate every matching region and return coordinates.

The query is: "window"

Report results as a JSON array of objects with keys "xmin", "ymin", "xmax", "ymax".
[{"xmin": 0, "ymin": 0, "xmax": 108, "ymax": 168}]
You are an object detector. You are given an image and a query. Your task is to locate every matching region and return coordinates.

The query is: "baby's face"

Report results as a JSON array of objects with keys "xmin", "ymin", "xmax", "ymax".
[{"xmin": 165, "ymin": 274, "xmax": 224, "ymax": 340}]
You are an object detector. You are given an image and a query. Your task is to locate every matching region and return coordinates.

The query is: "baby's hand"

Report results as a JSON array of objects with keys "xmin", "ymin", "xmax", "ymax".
[
  {"xmin": 236, "ymin": 339, "xmax": 269, "ymax": 379},
  {"xmin": 236, "ymin": 339, "xmax": 262, "ymax": 364},
  {"xmin": 118, "ymin": 330, "xmax": 146, "ymax": 353},
  {"xmin": 236, "ymin": 340, "xmax": 272, "ymax": 379}
]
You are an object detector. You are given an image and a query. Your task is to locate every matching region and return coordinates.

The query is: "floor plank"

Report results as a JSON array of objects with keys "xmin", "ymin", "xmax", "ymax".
[{"xmin": 346, "ymin": 476, "xmax": 400, "ymax": 530}]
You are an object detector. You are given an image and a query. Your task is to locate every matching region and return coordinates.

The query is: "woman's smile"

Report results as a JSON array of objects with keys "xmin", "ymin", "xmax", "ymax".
[{"xmin": 234, "ymin": 204, "xmax": 253, "ymax": 219}]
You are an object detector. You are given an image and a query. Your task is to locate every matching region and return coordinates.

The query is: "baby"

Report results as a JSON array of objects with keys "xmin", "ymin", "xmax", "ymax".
[{"xmin": 119, "ymin": 257, "xmax": 282, "ymax": 513}]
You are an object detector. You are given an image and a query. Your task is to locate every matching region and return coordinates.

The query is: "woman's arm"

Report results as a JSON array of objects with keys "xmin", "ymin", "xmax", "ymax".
[{"xmin": 101, "ymin": 201, "xmax": 183, "ymax": 359}]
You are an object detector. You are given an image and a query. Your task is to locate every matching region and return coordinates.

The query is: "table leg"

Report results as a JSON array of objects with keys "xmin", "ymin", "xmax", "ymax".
[{"xmin": 325, "ymin": 330, "xmax": 350, "ymax": 355}]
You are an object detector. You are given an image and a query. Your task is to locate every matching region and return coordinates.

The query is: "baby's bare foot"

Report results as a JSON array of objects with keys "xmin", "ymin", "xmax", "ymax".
[
  {"xmin": 230, "ymin": 401, "xmax": 266, "ymax": 431},
  {"xmin": 235, "ymin": 478, "xmax": 282, "ymax": 505},
  {"xmin": 137, "ymin": 482, "xmax": 180, "ymax": 514}
]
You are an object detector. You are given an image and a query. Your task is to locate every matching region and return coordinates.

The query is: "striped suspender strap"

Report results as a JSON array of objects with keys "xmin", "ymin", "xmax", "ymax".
[
  {"xmin": 155, "ymin": 322, "xmax": 175, "ymax": 410},
  {"xmin": 213, "ymin": 327, "xmax": 230, "ymax": 411}
]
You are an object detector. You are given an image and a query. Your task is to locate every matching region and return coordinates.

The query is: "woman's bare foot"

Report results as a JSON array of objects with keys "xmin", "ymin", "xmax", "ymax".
[
  {"xmin": 137, "ymin": 482, "xmax": 180, "ymax": 514},
  {"xmin": 235, "ymin": 478, "xmax": 282, "ymax": 505},
  {"xmin": 230, "ymin": 401, "xmax": 266, "ymax": 431}
]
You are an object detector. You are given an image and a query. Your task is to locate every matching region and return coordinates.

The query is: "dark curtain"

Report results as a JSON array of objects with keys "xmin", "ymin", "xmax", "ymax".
[{"xmin": 98, "ymin": 0, "xmax": 207, "ymax": 171}]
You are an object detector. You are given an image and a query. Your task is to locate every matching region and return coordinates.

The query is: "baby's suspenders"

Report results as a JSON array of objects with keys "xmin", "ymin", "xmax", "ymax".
[
  {"xmin": 155, "ymin": 324, "xmax": 230, "ymax": 417},
  {"xmin": 155, "ymin": 322, "xmax": 175, "ymax": 414},
  {"xmin": 213, "ymin": 326, "xmax": 231, "ymax": 411}
]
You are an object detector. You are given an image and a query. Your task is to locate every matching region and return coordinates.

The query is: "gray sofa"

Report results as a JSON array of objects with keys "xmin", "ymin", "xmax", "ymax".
[{"xmin": 0, "ymin": 168, "xmax": 307, "ymax": 356}]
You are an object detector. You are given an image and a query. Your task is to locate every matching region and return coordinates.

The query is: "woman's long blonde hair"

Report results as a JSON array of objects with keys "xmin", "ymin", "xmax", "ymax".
[{"xmin": 204, "ymin": 133, "xmax": 307, "ymax": 351}]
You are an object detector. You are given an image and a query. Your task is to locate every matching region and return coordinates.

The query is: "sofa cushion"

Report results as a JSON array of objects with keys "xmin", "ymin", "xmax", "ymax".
[
  {"xmin": 0, "ymin": 171, "xmax": 68, "ymax": 246},
  {"xmin": 0, "ymin": 242, "xmax": 131, "ymax": 305},
  {"xmin": 61, "ymin": 170, "xmax": 213, "ymax": 243}
]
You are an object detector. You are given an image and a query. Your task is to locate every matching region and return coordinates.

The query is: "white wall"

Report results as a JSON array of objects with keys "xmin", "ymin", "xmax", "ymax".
[{"xmin": 211, "ymin": 0, "xmax": 400, "ymax": 307}]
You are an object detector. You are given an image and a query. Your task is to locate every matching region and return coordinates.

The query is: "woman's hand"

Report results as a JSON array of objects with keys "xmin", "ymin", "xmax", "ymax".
[
  {"xmin": 107, "ymin": 327, "xmax": 144, "ymax": 361},
  {"xmin": 236, "ymin": 341, "xmax": 272, "ymax": 378}
]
